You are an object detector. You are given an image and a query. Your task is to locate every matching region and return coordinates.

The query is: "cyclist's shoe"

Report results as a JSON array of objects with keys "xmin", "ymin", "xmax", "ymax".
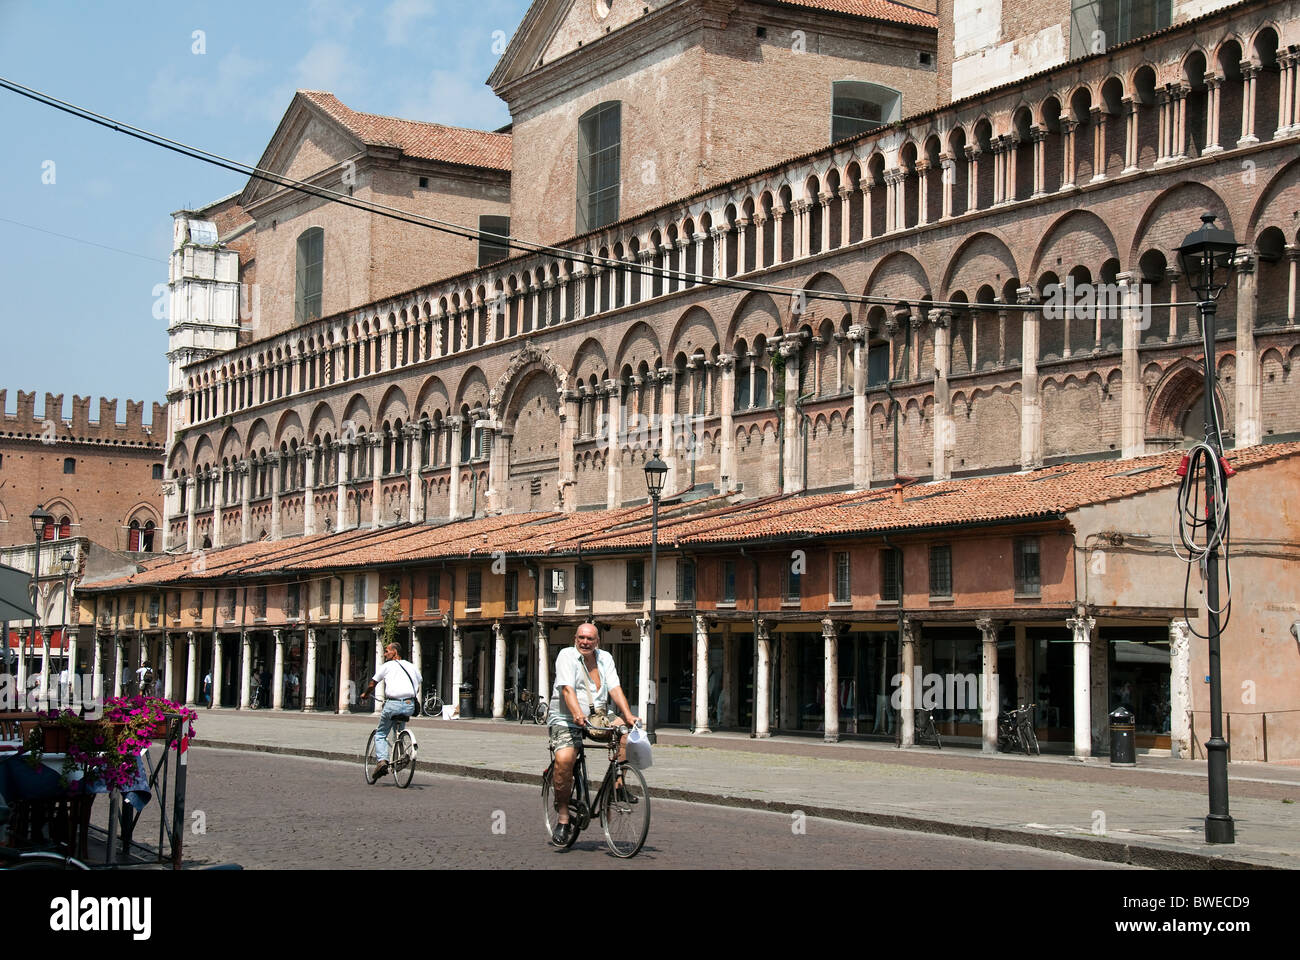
[
  {"xmin": 614, "ymin": 781, "xmax": 638, "ymax": 804},
  {"xmin": 371, "ymin": 760, "xmax": 389, "ymax": 782},
  {"xmin": 551, "ymin": 821, "xmax": 575, "ymax": 846}
]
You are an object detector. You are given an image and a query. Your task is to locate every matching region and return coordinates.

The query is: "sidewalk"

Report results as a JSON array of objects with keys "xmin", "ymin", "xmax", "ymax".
[{"xmin": 192, "ymin": 709, "xmax": 1300, "ymax": 869}]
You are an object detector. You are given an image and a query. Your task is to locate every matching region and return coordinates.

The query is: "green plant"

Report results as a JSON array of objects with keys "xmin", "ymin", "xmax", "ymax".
[{"xmin": 381, "ymin": 582, "xmax": 402, "ymax": 647}]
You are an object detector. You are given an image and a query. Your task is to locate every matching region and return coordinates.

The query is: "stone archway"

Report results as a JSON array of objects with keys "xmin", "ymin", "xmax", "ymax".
[
  {"xmin": 1145, "ymin": 361, "xmax": 1229, "ymax": 449},
  {"xmin": 489, "ymin": 344, "xmax": 572, "ymax": 513}
]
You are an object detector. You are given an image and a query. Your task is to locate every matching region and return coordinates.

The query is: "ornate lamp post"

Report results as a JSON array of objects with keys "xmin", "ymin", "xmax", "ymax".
[
  {"xmin": 29, "ymin": 505, "xmax": 51, "ymax": 699},
  {"xmin": 1175, "ymin": 212, "xmax": 1240, "ymax": 845},
  {"xmin": 59, "ymin": 550, "xmax": 75, "ymax": 695},
  {"xmin": 643, "ymin": 454, "xmax": 668, "ymax": 744}
]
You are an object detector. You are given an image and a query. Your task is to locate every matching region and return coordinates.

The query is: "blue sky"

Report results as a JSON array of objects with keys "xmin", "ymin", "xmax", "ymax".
[{"xmin": 0, "ymin": 0, "xmax": 530, "ymax": 422}]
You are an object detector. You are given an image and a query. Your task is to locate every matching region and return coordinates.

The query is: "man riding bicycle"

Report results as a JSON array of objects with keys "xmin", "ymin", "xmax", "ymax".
[
  {"xmin": 359, "ymin": 641, "xmax": 421, "ymax": 782},
  {"xmin": 548, "ymin": 622, "xmax": 638, "ymax": 846}
]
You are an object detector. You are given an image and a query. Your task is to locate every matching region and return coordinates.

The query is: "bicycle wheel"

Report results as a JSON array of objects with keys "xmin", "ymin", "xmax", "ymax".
[
  {"xmin": 364, "ymin": 731, "xmax": 380, "ymax": 784},
  {"xmin": 504, "ymin": 700, "xmax": 518, "ymax": 722},
  {"xmin": 534, "ymin": 701, "xmax": 549, "ymax": 725},
  {"xmin": 424, "ymin": 693, "xmax": 443, "ymax": 716},
  {"xmin": 601, "ymin": 764, "xmax": 650, "ymax": 858},
  {"xmin": 393, "ymin": 730, "xmax": 415, "ymax": 788},
  {"xmin": 541, "ymin": 764, "xmax": 580, "ymax": 848},
  {"xmin": 1021, "ymin": 720, "xmax": 1040, "ymax": 756}
]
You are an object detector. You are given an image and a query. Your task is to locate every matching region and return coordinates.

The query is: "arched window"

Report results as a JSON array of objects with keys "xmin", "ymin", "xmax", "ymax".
[
  {"xmin": 58, "ymin": 516, "xmax": 71, "ymax": 539},
  {"xmin": 831, "ymin": 81, "xmax": 901, "ymax": 142},
  {"xmin": 577, "ymin": 102, "xmax": 621, "ymax": 233},
  {"xmin": 129, "ymin": 520, "xmax": 142, "ymax": 552},
  {"xmin": 295, "ymin": 227, "xmax": 324, "ymax": 324}
]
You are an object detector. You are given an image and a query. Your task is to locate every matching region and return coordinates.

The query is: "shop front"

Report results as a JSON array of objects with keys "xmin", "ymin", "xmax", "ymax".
[{"xmin": 1106, "ymin": 625, "xmax": 1172, "ymax": 750}]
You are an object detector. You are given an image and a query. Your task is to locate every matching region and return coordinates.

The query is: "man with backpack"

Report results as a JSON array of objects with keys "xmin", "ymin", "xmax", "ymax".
[{"xmin": 359, "ymin": 641, "xmax": 421, "ymax": 781}]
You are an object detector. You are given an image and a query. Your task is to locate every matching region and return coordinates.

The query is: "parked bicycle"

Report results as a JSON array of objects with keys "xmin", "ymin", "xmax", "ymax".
[
  {"xmin": 518, "ymin": 688, "xmax": 548, "ymax": 725},
  {"xmin": 914, "ymin": 708, "xmax": 942, "ymax": 748},
  {"xmin": 541, "ymin": 723, "xmax": 649, "ymax": 858},
  {"xmin": 364, "ymin": 715, "xmax": 417, "ymax": 788},
  {"xmin": 423, "ymin": 688, "xmax": 444, "ymax": 717},
  {"xmin": 997, "ymin": 703, "xmax": 1040, "ymax": 755}
]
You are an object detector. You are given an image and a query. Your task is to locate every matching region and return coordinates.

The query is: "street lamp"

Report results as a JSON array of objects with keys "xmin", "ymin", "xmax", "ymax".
[
  {"xmin": 1175, "ymin": 212, "xmax": 1240, "ymax": 845},
  {"xmin": 28, "ymin": 505, "xmax": 51, "ymax": 697},
  {"xmin": 59, "ymin": 550, "xmax": 75, "ymax": 701},
  {"xmin": 643, "ymin": 454, "xmax": 668, "ymax": 745}
]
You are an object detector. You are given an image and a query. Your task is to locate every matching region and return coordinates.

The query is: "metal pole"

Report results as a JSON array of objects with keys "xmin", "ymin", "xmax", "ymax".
[
  {"xmin": 1200, "ymin": 296, "xmax": 1234, "ymax": 843},
  {"xmin": 30, "ymin": 534, "xmax": 41, "ymax": 703},
  {"xmin": 647, "ymin": 492, "xmax": 659, "ymax": 745}
]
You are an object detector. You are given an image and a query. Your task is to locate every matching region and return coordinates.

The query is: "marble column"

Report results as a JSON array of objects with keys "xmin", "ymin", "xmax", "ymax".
[
  {"xmin": 1119, "ymin": 272, "xmax": 1146, "ymax": 458},
  {"xmin": 1233, "ymin": 252, "xmax": 1261, "ymax": 448},
  {"xmin": 185, "ymin": 631, "xmax": 197, "ymax": 707},
  {"xmin": 754, "ymin": 619, "xmax": 771, "ymax": 738},
  {"xmin": 303, "ymin": 444, "xmax": 317, "ymax": 535},
  {"xmin": 900, "ymin": 617, "xmax": 916, "ymax": 747},
  {"xmin": 372, "ymin": 633, "xmax": 383, "ymax": 715},
  {"xmin": 822, "ymin": 618, "xmax": 839, "ymax": 743},
  {"xmin": 636, "ymin": 616, "xmax": 652, "ymax": 719},
  {"xmin": 492, "ymin": 622, "xmax": 506, "ymax": 720},
  {"xmin": 338, "ymin": 629, "xmax": 351, "ymax": 713},
  {"xmin": 693, "ymin": 615, "xmax": 711, "ymax": 734},
  {"xmin": 849, "ymin": 324, "xmax": 869, "ymax": 489},
  {"xmin": 1067, "ymin": 615, "xmax": 1095, "ymax": 759},
  {"xmin": 976, "ymin": 617, "xmax": 1001, "ymax": 753},
  {"xmin": 1169, "ymin": 619, "xmax": 1192, "ymax": 759},
  {"xmin": 212, "ymin": 632, "xmax": 223, "ymax": 709},
  {"xmin": 270, "ymin": 454, "xmax": 282, "ymax": 540},
  {"xmin": 272, "ymin": 628, "xmax": 285, "ymax": 710},
  {"xmin": 1018, "ymin": 289, "xmax": 1043, "ymax": 469},
  {"xmin": 304, "ymin": 629, "xmax": 317, "ymax": 711}
]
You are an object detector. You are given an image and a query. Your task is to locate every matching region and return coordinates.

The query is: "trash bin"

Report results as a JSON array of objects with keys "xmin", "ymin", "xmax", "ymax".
[
  {"xmin": 1109, "ymin": 706, "xmax": 1136, "ymax": 765},
  {"xmin": 458, "ymin": 683, "xmax": 475, "ymax": 720}
]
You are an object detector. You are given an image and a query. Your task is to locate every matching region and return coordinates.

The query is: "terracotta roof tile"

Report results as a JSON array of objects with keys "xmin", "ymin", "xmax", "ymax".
[
  {"xmin": 298, "ymin": 91, "xmax": 511, "ymax": 172},
  {"xmin": 79, "ymin": 442, "xmax": 1300, "ymax": 590},
  {"xmin": 770, "ymin": 0, "xmax": 938, "ymax": 29}
]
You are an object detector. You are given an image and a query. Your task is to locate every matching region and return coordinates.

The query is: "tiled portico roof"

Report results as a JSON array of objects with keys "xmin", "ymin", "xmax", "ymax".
[
  {"xmin": 297, "ymin": 91, "xmax": 512, "ymax": 172},
  {"xmin": 769, "ymin": 0, "xmax": 938, "ymax": 29},
  {"xmin": 81, "ymin": 441, "xmax": 1300, "ymax": 590}
]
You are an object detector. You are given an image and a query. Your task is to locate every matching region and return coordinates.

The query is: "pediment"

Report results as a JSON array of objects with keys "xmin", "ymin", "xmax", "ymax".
[
  {"xmin": 239, "ymin": 95, "xmax": 366, "ymax": 208},
  {"xmin": 489, "ymin": 0, "xmax": 680, "ymax": 92}
]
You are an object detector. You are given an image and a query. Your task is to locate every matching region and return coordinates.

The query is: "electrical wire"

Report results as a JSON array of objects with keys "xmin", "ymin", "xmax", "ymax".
[{"xmin": 0, "ymin": 75, "xmax": 1204, "ymax": 316}]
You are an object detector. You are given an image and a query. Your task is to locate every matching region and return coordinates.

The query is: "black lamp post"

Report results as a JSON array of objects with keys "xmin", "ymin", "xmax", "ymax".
[
  {"xmin": 59, "ymin": 550, "xmax": 75, "ymax": 685},
  {"xmin": 643, "ymin": 454, "xmax": 668, "ymax": 744},
  {"xmin": 29, "ymin": 505, "xmax": 51, "ymax": 695},
  {"xmin": 1175, "ymin": 212, "xmax": 1240, "ymax": 845}
]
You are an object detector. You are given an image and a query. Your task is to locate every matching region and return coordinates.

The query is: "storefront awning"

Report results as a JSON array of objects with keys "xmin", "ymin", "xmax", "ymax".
[{"xmin": 0, "ymin": 563, "xmax": 38, "ymax": 623}]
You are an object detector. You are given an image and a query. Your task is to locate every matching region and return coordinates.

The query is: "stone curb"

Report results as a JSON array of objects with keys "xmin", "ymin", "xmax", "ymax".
[{"xmin": 194, "ymin": 737, "xmax": 1278, "ymax": 871}]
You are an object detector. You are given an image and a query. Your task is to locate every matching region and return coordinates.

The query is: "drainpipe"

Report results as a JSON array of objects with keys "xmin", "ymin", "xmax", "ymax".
[
  {"xmin": 407, "ymin": 567, "xmax": 416, "ymax": 673},
  {"xmin": 740, "ymin": 546, "xmax": 761, "ymax": 738},
  {"xmin": 334, "ymin": 574, "xmax": 345, "ymax": 713},
  {"xmin": 441, "ymin": 559, "xmax": 455, "ymax": 705},
  {"xmin": 685, "ymin": 549, "xmax": 699, "ymax": 734}
]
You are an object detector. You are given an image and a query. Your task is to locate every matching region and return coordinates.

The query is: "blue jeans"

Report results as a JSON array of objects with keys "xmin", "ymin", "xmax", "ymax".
[{"xmin": 375, "ymin": 699, "xmax": 414, "ymax": 762}]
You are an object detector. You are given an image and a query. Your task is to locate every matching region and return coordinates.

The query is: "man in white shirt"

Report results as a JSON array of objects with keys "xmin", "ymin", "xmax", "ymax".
[
  {"xmin": 359, "ymin": 641, "xmax": 421, "ymax": 782},
  {"xmin": 547, "ymin": 622, "xmax": 638, "ymax": 846}
]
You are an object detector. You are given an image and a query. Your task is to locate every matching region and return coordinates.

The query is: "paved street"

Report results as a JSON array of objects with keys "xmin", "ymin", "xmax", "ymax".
[
  {"xmin": 183, "ymin": 711, "xmax": 1300, "ymax": 868},
  {"xmin": 111, "ymin": 747, "xmax": 1129, "ymax": 869}
]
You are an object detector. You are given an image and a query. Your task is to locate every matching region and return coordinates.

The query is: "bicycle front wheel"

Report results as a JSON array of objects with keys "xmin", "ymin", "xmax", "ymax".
[
  {"xmin": 601, "ymin": 764, "xmax": 650, "ymax": 858},
  {"xmin": 393, "ymin": 730, "xmax": 415, "ymax": 788},
  {"xmin": 1022, "ymin": 721, "xmax": 1040, "ymax": 756},
  {"xmin": 534, "ymin": 701, "xmax": 549, "ymax": 725},
  {"xmin": 504, "ymin": 701, "xmax": 518, "ymax": 722},
  {"xmin": 364, "ymin": 731, "xmax": 380, "ymax": 784}
]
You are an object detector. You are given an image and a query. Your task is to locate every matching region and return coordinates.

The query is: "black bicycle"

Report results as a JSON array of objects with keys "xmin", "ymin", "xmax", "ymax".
[
  {"xmin": 997, "ymin": 703, "xmax": 1040, "ymax": 755},
  {"xmin": 914, "ymin": 708, "xmax": 942, "ymax": 748},
  {"xmin": 518, "ymin": 688, "xmax": 549, "ymax": 725},
  {"xmin": 364, "ymin": 715, "xmax": 417, "ymax": 787},
  {"xmin": 541, "ymin": 724, "xmax": 649, "ymax": 858}
]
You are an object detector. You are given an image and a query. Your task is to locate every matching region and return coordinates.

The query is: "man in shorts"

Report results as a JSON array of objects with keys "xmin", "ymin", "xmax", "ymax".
[{"xmin": 548, "ymin": 622, "xmax": 638, "ymax": 846}]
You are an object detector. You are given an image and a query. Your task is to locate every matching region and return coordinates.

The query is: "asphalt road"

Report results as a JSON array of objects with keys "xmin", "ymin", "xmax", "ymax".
[{"xmin": 102, "ymin": 747, "xmax": 1134, "ymax": 869}]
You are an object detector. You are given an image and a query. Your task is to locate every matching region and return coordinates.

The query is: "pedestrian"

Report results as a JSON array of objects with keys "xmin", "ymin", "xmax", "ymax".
[{"xmin": 203, "ymin": 670, "xmax": 213, "ymax": 708}]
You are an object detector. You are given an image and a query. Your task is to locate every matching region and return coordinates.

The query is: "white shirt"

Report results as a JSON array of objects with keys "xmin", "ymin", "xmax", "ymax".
[
  {"xmin": 549, "ymin": 647, "xmax": 620, "ymax": 729},
  {"xmin": 372, "ymin": 659, "xmax": 421, "ymax": 699}
]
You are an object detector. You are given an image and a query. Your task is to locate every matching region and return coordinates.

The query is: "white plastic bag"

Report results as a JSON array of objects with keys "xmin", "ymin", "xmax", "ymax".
[{"xmin": 626, "ymin": 721, "xmax": 653, "ymax": 770}]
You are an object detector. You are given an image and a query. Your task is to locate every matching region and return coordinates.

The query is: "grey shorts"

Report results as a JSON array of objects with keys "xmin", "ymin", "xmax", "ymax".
[{"xmin": 549, "ymin": 724, "xmax": 583, "ymax": 752}]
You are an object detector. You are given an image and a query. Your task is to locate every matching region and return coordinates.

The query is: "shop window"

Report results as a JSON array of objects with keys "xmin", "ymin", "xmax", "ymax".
[
  {"xmin": 466, "ymin": 569, "xmax": 482, "ymax": 610},
  {"xmin": 295, "ymin": 227, "xmax": 324, "ymax": 325},
  {"xmin": 676, "ymin": 560, "xmax": 695, "ymax": 604},
  {"xmin": 505, "ymin": 570, "xmax": 519, "ymax": 613},
  {"xmin": 833, "ymin": 552, "xmax": 851, "ymax": 603},
  {"xmin": 1014, "ymin": 538, "xmax": 1041, "ymax": 596},
  {"xmin": 831, "ymin": 81, "xmax": 900, "ymax": 143},
  {"xmin": 880, "ymin": 549, "xmax": 901, "ymax": 602},
  {"xmin": 626, "ymin": 560, "xmax": 644, "ymax": 605},
  {"xmin": 782, "ymin": 563, "xmax": 801, "ymax": 603},
  {"xmin": 477, "ymin": 215, "xmax": 511, "ymax": 267},
  {"xmin": 929, "ymin": 544, "xmax": 952, "ymax": 598},
  {"xmin": 575, "ymin": 563, "xmax": 593, "ymax": 608},
  {"xmin": 577, "ymin": 101, "xmax": 621, "ymax": 233},
  {"xmin": 721, "ymin": 560, "xmax": 736, "ymax": 604},
  {"xmin": 63, "ymin": 457, "xmax": 76, "ymax": 474}
]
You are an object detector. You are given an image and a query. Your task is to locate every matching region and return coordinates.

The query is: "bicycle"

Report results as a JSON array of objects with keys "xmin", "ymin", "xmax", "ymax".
[
  {"xmin": 914, "ymin": 708, "xmax": 943, "ymax": 748},
  {"xmin": 997, "ymin": 703, "xmax": 1040, "ymax": 755},
  {"xmin": 364, "ymin": 714, "xmax": 418, "ymax": 787},
  {"xmin": 503, "ymin": 686, "xmax": 520, "ymax": 721},
  {"xmin": 519, "ymin": 688, "xmax": 548, "ymax": 725},
  {"xmin": 249, "ymin": 682, "xmax": 262, "ymax": 709},
  {"xmin": 541, "ymin": 724, "xmax": 649, "ymax": 858},
  {"xmin": 423, "ymin": 688, "xmax": 444, "ymax": 717}
]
